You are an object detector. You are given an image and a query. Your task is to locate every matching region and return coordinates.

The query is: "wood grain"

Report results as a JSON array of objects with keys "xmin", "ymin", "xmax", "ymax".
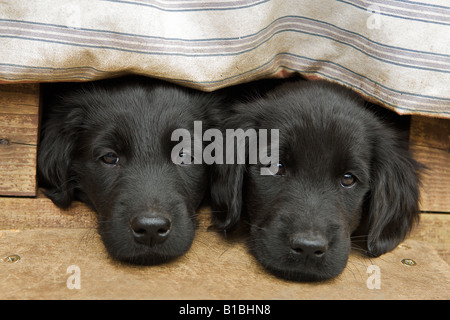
[
  {"xmin": 0, "ymin": 84, "xmax": 40, "ymax": 196},
  {"xmin": 0, "ymin": 190, "xmax": 96, "ymax": 229},
  {"xmin": 411, "ymin": 213, "xmax": 450, "ymax": 264}
]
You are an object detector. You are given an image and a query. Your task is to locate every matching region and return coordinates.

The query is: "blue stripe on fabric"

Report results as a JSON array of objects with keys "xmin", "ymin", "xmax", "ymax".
[
  {"xmin": 396, "ymin": 0, "xmax": 450, "ymax": 10},
  {"xmin": 0, "ymin": 62, "xmax": 109, "ymax": 73},
  {"xmin": 101, "ymin": 0, "xmax": 270, "ymax": 12}
]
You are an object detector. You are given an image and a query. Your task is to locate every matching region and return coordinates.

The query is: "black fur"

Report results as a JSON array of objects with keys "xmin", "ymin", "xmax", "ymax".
[
  {"xmin": 38, "ymin": 76, "xmax": 221, "ymax": 265},
  {"xmin": 211, "ymin": 80, "xmax": 422, "ymax": 281}
]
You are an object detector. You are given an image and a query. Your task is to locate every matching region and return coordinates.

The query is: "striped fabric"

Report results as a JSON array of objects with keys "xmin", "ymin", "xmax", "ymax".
[{"xmin": 0, "ymin": 0, "xmax": 449, "ymax": 118}]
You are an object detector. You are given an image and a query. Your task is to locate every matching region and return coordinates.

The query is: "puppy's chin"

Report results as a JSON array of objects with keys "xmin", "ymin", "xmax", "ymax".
[
  {"xmin": 101, "ymin": 231, "xmax": 196, "ymax": 266},
  {"xmin": 248, "ymin": 232, "xmax": 350, "ymax": 282},
  {"xmin": 108, "ymin": 241, "xmax": 195, "ymax": 266},
  {"xmin": 264, "ymin": 260, "xmax": 348, "ymax": 282}
]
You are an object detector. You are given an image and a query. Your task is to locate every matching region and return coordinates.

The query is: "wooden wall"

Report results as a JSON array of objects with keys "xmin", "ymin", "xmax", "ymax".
[
  {"xmin": 0, "ymin": 84, "xmax": 40, "ymax": 196},
  {"xmin": 409, "ymin": 116, "xmax": 450, "ymax": 213}
]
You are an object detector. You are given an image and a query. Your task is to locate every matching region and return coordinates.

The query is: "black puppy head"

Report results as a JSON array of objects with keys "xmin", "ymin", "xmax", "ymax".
[
  {"xmin": 38, "ymin": 77, "xmax": 219, "ymax": 264},
  {"xmin": 211, "ymin": 80, "xmax": 421, "ymax": 281}
]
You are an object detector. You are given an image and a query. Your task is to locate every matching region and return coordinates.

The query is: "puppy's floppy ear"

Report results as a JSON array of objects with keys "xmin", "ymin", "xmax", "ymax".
[
  {"xmin": 210, "ymin": 163, "xmax": 246, "ymax": 231},
  {"xmin": 210, "ymin": 80, "xmax": 279, "ymax": 231},
  {"xmin": 38, "ymin": 104, "xmax": 83, "ymax": 209},
  {"xmin": 365, "ymin": 124, "xmax": 422, "ymax": 257},
  {"xmin": 210, "ymin": 111, "xmax": 256, "ymax": 231}
]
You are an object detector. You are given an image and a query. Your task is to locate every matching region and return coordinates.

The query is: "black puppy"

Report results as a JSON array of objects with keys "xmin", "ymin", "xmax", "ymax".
[
  {"xmin": 211, "ymin": 80, "xmax": 422, "ymax": 281},
  {"xmin": 38, "ymin": 76, "xmax": 221, "ymax": 265}
]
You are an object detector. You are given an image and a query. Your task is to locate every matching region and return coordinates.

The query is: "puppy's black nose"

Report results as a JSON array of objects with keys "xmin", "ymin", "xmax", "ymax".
[
  {"xmin": 130, "ymin": 214, "xmax": 171, "ymax": 247},
  {"xmin": 290, "ymin": 233, "xmax": 328, "ymax": 258}
]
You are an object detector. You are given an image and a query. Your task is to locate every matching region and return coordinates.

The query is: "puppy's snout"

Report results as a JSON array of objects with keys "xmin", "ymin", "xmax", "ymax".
[
  {"xmin": 290, "ymin": 233, "xmax": 328, "ymax": 258},
  {"xmin": 130, "ymin": 214, "xmax": 171, "ymax": 247}
]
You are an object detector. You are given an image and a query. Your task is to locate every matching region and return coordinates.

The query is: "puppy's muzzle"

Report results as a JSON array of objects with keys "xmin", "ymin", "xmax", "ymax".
[{"xmin": 130, "ymin": 214, "xmax": 172, "ymax": 247}]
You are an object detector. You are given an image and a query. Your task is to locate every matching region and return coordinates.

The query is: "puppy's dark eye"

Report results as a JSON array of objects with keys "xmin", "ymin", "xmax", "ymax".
[
  {"xmin": 178, "ymin": 151, "xmax": 194, "ymax": 166},
  {"xmin": 101, "ymin": 152, "xmax": 119, "ymax": 166},
  {"xmin": 341, "ymin": 173, "xmax": 356, "ymax": 188},
  {"xmin": 266, "ymin": 162, "xmax": 286, "ymax": 176},
  {"xmin": 275, "ymin": 162, "xmax": 286, "ymax": 176}
]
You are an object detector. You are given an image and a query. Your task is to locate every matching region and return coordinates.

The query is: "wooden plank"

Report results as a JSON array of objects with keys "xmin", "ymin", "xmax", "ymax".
[
  {"xmin": 0, "ymin": 191, "xmax": 448, "ymax": 264},
  {"xmin": 410, "ymin": 213, "xmax": 450, "ymax": 264},
  {"xmin": 409, "ymin": 116, "xmax": 450, "ymax": 213},
  {"xmin": 0, "ymin": 190, "xmax": 213, "ymax": 230},
  {"xmin": 0, "ymin": 84, "xmax": 40, "ymax": 196},
  {"xmin": 0, "ymin": 190, "xmax": 97, "ymax": 230},
  {"xmin": 409, "ymin": 116, "xmax": 449, "ymax": 150}
]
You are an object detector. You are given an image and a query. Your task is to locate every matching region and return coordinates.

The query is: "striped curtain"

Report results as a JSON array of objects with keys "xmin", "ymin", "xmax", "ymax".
[{"xmin": 0, "ymin": 0, "xmax": 449, "ymax": 118}]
